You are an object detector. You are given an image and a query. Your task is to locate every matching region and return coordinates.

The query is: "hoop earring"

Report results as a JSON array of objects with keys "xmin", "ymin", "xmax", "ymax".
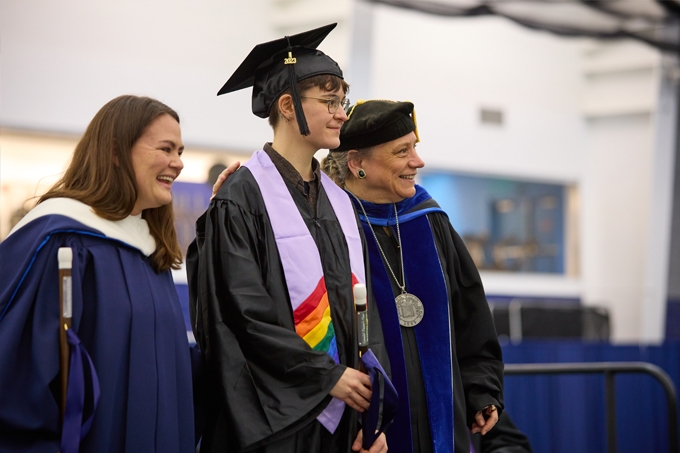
[{"xmin": 357, "ymin": 169, "xmax": 367, "ymax": 179}]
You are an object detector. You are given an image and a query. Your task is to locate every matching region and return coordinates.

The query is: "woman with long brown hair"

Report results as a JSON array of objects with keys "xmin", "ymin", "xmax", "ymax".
[{"xmin": 0, "ymin": 95, "xmax": 196, "ymax": 453}]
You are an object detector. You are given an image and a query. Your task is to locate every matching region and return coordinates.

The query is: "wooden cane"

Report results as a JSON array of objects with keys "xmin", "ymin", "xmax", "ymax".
[
  {"xmin": 58, "ymin": 247, "xmax": 73, "ymax": 422},
  {"xmin": 354, "ymin": 283, "xmax": 368, "ymax": 371}
]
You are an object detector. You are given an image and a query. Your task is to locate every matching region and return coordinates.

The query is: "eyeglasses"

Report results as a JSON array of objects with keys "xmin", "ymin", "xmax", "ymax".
[{"xmin": 301, "ymin": 95, "xmax": 350, "ymax": 114}]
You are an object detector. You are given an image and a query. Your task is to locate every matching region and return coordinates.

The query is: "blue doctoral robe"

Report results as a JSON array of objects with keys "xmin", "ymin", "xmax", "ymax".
[
  {"xmin": 0, "ymin": 213, "xmax": 195, "ymax": 452},
  {"xmin": 350, "ymin": 185, "xmax": 504, "ymax": 453}
]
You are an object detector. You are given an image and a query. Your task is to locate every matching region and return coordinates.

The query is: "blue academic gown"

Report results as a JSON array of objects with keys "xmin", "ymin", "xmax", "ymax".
[{"xmin": 0, "ymin": 213, "xmax": 195, "ymax": 452}]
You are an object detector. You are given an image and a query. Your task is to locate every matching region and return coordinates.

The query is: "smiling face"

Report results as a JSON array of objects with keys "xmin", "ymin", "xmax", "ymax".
[
  {"xmin": 299, "ymin": 85, "xmax": 348, "ymax": 151},
  {"xmin": 355, "ymin": 132, "xmax": 424, "ymax": 203},
  {"xmin": 130, "ymin": 113, "xmax": 184, "ymax": 215}
]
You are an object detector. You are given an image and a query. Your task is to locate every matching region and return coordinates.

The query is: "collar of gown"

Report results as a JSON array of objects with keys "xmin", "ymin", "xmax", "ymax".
[
  {"xmin": 347, "ymin": 184, "xmax": 432, "ymax": 224},
  {"xmin": 8, "ymin": 198, "xmax": 157, "ymax": 256}
]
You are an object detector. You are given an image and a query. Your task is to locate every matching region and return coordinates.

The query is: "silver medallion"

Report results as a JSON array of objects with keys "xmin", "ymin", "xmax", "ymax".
[{"xmin": 395, "ymin": 292, "xmax": 424, "ymax": 327}]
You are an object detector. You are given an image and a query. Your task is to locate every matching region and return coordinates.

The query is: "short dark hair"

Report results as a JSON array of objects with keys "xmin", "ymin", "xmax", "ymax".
[{"xmin": 268, "ymin": 74, "xmax": 349, "ymax": 128}]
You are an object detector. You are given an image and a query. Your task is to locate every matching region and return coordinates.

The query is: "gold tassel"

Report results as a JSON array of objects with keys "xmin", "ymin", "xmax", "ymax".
[
  {"xmin": 410, "ymin": 104, "xmax": 420, "ymax": 143},
  {"xmin": 347, "ymin": 99, "xmax": 366, "ymax": 119}
]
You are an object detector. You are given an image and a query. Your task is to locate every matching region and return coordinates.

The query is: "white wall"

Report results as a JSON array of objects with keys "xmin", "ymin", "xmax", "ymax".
[
  {"xmin": 581, "ymin": 113, "xmax": 654, "ymax": 341},
  {"xmin": 579, "ymin": 41, "xmax": 673, "ymax": 343},
  {"xmin": 369, "ymin": 10, "xmax": 588, "ymax": 182},
  {"xmin": 0, "ymin": 0, "xmax": 334, "ymax": 151}
]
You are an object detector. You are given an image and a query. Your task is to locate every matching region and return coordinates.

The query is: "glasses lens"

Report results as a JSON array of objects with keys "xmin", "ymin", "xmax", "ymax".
[
  {"xmin": 341, "ymin": 98, "xmax": 350, "ymax": 111},
  {"xmin": 327, "ymin": 96, "xmax": 339, "ymax": 113}
]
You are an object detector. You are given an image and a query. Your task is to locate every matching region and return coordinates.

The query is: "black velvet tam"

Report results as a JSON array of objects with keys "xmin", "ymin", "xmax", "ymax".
[
  {"xmin": 217, "ymin": 23, "xmax": 343, "ymax": 128},
  {"xmin": 334, "ymin": 100, "xmax": 418, "ymax": 151}
]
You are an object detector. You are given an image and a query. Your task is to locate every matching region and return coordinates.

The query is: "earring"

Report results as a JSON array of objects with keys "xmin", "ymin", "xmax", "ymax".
[{"xmin": 357, "ymin": 169, "xmax": 367, "ymax": 179}]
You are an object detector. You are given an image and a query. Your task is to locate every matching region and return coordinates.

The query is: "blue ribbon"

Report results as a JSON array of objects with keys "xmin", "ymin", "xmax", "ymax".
[
  {"xmin": 60, "ymin": 328, "xmax": 101, "ymax": 453},
  {"xmin": 359, "ymin": 207, "xmax": 455, "ymax": 453},
  {"xmin": 403, "ymin": 216, "xmax": 454, "ymax": 453},
  {"xmin": 361, "ymin": 348, "xmax": 399, "ymax": 449}
]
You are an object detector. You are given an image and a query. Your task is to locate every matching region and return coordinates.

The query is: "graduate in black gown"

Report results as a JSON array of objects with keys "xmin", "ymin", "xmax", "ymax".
[
  {"xmin": 321, "ymin": 100, "xmax": 505, "ymax": 453},
  {"xmin": 0, "ymin": 95, "xmax": 195, "ymax": 453},
  {"xmin": 187, "ymin": 24, "xmax": 389, "ymax": 453}
]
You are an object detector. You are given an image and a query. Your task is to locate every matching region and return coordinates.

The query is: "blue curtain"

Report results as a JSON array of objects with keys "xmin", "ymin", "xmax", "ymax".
[{"xmin": 502, "ymin": 341, "xmax": 680, "ymax": 453}]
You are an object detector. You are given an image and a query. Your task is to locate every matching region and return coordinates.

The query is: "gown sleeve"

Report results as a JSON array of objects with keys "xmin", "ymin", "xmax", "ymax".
[
  {"xmin": 430, "ymin": 212, "xmax": 505, "ymax": 424},
  {"xmin": 3, "ymin": 216, "xmax": 196, "ymax": 453},
  {"xmin": 0, "ymin": 229, "xmax": 87, "ymax": 452},
  {"xmin": 187, "ymin": 174, "xmax": 346, "ymax": 450}
]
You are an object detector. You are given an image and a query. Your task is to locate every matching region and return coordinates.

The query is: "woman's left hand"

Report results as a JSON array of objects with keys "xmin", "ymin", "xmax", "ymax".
[
  {"xmin": 211, "ymin": 161, "xmax": 241, "ymax": 200},
  {"xmin": 470, "ymin": 404, "xmax": 499, "ymax": 435}
]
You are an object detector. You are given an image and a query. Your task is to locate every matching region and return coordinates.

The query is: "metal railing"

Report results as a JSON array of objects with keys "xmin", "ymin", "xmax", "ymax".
[{"xmin": 504, "ymin": 362, "xmax": 679, "ymax": 453}]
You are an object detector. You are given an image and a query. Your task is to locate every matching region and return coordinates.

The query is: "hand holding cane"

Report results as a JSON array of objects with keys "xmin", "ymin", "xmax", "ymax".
[{"xmin": 58, "ymin": 247, "xmax": 73, "ymax": 421}]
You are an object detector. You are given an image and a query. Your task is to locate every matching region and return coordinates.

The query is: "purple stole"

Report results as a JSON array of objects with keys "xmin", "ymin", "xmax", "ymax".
[{"xmin": 243, "ymin": 150, "xmax": 365, "ymax": 433}]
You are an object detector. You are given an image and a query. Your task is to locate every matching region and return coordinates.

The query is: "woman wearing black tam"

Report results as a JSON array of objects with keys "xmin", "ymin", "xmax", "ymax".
[
  {"xmin": 187, "ymin": 25, "xmax": 389, "ymax": 453},
  {"xmin": 322, "ymin": 100, "xmax": 505, "ymax": 453}
]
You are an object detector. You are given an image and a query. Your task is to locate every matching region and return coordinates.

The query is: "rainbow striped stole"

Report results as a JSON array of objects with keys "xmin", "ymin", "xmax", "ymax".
[
  {"xmin": 294, "ymin": 274, "xmax": 361, "ymax": 362},
  {"xmin": 294, "ymin": 276, "xmax": 338, "ymax": 362},
  {"xmin": 243, "ymin": 150, "xmax": 365, "ymax": 433}
]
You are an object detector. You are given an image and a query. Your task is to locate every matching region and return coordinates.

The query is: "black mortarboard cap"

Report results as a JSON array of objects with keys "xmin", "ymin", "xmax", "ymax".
[
  {"xmin": 333, "ymin": 99, "xmax": 420, "ymax": 151},
  {"xmin": 217, "ymin": 23, "xmax": 343, "ymax": 136}
]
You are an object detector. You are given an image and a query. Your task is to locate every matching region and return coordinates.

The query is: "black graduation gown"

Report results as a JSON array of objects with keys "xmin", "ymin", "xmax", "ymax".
[
  {"xmin": 187, "ymin": 167, "xmax": 387, "ymax": 452},
  {"xmin": 366, "ymin": 203, "xmax": 504, "ymax": 453}
]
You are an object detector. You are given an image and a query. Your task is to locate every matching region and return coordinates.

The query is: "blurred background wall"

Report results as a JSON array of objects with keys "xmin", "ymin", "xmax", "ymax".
[{"xmin": 1, "ymin": 0, "xmax": 678, "ymax": 345}]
